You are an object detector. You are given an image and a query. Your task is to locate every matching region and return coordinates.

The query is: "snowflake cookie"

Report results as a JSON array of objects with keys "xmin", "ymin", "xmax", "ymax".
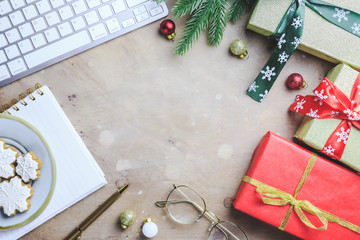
[
  {"xmin": 0, "ymin": 176, "xmax": 33, "ymax": 216},
  {"xmin": 0, "ymin": 139, "xmax": 19, "ymax": 179},
  {"xmin": 16, "ymin": 152, "xmax": 42, "ymax": 183}
]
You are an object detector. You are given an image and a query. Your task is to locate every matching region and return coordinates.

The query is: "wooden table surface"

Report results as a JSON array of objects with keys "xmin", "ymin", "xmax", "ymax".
[{"xmin": 0, "ymin": 0, "xmax": 335, "ymax": 239}]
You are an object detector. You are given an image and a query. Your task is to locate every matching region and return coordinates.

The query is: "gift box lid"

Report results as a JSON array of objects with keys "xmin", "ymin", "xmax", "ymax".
[
  {"xmin": 247, "ymin": 0, "xmax": 360, "ymax": 70},
  {"xmin": 233, "ymin": 131, "xmax": 360, "ymax": 240}
]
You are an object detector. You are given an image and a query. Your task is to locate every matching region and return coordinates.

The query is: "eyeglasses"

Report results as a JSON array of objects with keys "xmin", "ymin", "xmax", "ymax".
[{"xmin": 155, "ymin": 184, "xmax": 248, "ymax": 240}]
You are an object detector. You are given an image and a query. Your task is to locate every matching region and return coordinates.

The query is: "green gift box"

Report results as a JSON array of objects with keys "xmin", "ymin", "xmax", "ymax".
[
  {"xmin": 247, "ymin": 0, "xmax": 360, "ymax": 70},
  {"xmin": 294, "ymin": 63, "xmax": 360, "ymax": 171}
]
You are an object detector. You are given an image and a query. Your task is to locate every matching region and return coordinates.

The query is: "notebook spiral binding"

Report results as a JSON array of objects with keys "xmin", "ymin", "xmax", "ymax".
[{"xmin": 1, "ymin": 83, "xmax": 44, "ymax": 114}]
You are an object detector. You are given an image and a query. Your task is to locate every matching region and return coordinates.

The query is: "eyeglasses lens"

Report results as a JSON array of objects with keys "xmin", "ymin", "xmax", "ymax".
[
  {"xmin": 166, "ymin": 186, "xmax": 206, "ymax": 224},
  {"xmin": 209, "ymin": 221, "xmax": 247, "ymax": 240}
]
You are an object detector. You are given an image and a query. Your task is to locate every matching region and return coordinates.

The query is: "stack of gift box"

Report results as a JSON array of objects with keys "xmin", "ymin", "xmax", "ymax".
[{"xmin": 233, "ymin": 1, "xmax": 360, "ymax": 239}]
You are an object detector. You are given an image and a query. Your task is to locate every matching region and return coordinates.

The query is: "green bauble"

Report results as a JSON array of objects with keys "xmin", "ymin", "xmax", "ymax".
[
  {"xmin": 120, "ymin": 209, "xmax": 136, "ymax": 229},
  {"xmin": 230, "ymin": 39, "xmax": 248, "ymax": 58}
]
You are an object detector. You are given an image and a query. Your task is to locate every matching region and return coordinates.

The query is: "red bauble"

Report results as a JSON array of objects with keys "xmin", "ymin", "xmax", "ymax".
[
  {"xmin": 286, "ymin": 73, "xmax": 306, "ymax": 89},
  {"xmin": 160, "ymin": 19, "xmax": 176, "ymax": 39}
]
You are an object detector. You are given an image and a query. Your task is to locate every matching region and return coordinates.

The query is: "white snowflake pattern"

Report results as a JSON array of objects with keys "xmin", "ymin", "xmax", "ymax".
[
  {"xmin": 335, "ymin": 127, "xmax": 350, "ymax": 144},
  {"xmin": 291, "ymin": 16, "xmax": 303, "ymax": 29},
  {"xmin": 331, "ymin": 111, "xmax": 339, "ymax": 117},
  {"xmin": 352, "ymin": 23, "xmax": 360, "ymax": 35},
  {"xmin": 248, "ymin": 82, "xmax": 259, "ymax": 92},
  {"xmin": 0, "ymin": 144, "xmax": 17, "ymax": 179},
  {"xmin": 260, "ymin": 66, "xmax": 276, "ymax": 81},
  {"xmin": 287, "ymin": 5, "xmax": 295, "ymax": 15},
  {"xmin": 277, "ymin": 51, "xmax": 289, "ymax": 64},
  {"xmin": 314, "ymin": 89, "xmax": 328, "ymax": 105},
  {"xmin": 294, "ymin": 98, "xmax": 306, "ymax": 112},
  {"xmin": 259, "ymin": 90, "xmax": 269, "ymax": 102},
  {"xmin": 323, "ymin": 145, "xmax": 335, "ymax": 156},
  {"xmin": 322, "ymin": 79, "xmax": 329, "ymax": 85},
  {"xmin": 291, "ymin": 36, "xmax": 301, "ymax": 48},
  {"xmin": 344, "ymin": 109, "xmax": 360, "ymax": 121},
  {"xmin": 277, "ymin": 33, "xmax": 286, "ymax": 49},
  {"xmin": 333, "ymin": 8, "xmax": 350, "ymax": 22},
  {"xmin": 0, "ymin": 176, "xmax": 32, "ymax": 216},
  {"xmin": 306, "ymin": 108, "xmax": 320, "ymax": 118}
]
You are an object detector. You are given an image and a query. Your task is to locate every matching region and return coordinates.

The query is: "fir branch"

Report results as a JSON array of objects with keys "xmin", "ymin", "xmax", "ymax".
[
  {"xmin": 227, "ymin": 0, "xmax": 249, "ymax": 23},
  {"xmin": 208, "ymin": 0, "xmax": 228, "ymax": 46},
  {"xmin": 174, "ymin": 0, "xmax": 211, "ymax": 55},
  {"xmin": 172, "ymin": 0, "xmax": 206, "ymax": 18}
]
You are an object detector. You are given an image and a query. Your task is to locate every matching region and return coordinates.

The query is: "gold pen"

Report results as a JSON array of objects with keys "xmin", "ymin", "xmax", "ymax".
[{"xmin": 64, "ymin": 183, "xmax": 129, "ymax": 240}]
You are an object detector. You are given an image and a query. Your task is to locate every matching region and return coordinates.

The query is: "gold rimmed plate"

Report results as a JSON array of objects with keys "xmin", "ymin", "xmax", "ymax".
[{"xmin": 0, "ymin": 114, "xmax": 56, "ymax": 230}]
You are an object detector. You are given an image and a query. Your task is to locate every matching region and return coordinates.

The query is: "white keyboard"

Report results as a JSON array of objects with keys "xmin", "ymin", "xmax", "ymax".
[{"xmin": 0, "ymin": 0, "xmax": 168, "ymax": 86}]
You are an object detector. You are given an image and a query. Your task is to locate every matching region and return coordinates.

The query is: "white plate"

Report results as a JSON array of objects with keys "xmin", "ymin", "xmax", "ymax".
[{"xmin": 0, "ymin": 114, "xmax": 56, "ymax": 230}]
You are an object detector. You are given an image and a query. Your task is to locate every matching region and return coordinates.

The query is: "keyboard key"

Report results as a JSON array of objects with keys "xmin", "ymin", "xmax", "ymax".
[
  {"xmin": 86, "ymin": 0, "xmax": 100, "ymax": 8},
  {"xmin": 18, "ymin": 39, "xmax": 34, "ymax": 53},
  {"xmin": 9, "ymin": 0, "xmax": 25, "ymax": 9},
  {"xmin": 19, "ymin": 22, "xmax": 35, "ymax": 38},
  {"xmin": 0, "ymin": 34, "xmax": 8, "ymax": 48},
  {"xmin": 0, "ymin": 0, "xmax": 13, "ymax": 15},
  {"xmin": 71, "ymin": 16, "xmax": 86, "ymax": 31},
  {"xmin": 111, "ymin": 0, "xmax": 125, "ymax": 14},
  {"xmin": 45, "ymin": 11, "xmax": 61, "ymax": 26},
  {"xmin": 49, "ymin": 0, "xmax": 65, "ymax": 8},
  {"xmin": 9, "ymin": 10, "xmax": 26, "ymax": 26},
  {"xmin": 89, "ymin": 23, "xmax": 107, "ymax": 40},
  {"xmin": 24, "ymin": 30, "xmax": 91, "ymax": 68},
  {"xmin": 58, "ymin": 22, "xmax": 73, "ymax": 36},
  {"xmin": 135, "ymin": 12, "xmax": 148, "ymax": 22},
  {"xmin": 121, "ymin": 18, "xmax": 134, "ymax": 28},
  {"xmin": 5, "ymin": 45, "xmax": 20, "ymax": 59},
  {"xmin": 0, "ymin": 50, "xmax": 7, "ymax": 64},
  {"xmin": 26, "ymin": 0, "xmax": 37, "ymax": 3},
  {"xmin": 32, "ymin": 17, "xmax": 47, "ymax": 32},
  {"xmin": 5, "ymin": 29, "xmax": 21, "ymax": 43},
  {"xmin": 72, "ymin": 0, "xmax": 87, "ymax": 14},
  {"xmin": 0, "ymin": 65, "xmax": 11, "ymax": 81},
  {"xmin": 125, "ymin": 0, "xmax": 146, "ymax": 8},
  {"xmin": 133, "ymin": 5, "xmax": 145, "ymax": 15},
  {"xmin": 98, "ymin": 5, "xmax": 112, "ymax": 19},
  {"xmin": 7, "ymin": 58, "xmax": 27, "ymax": 75},
  {"xmin": 59, "ymin": 5, "xmax": 74, "ymax": 20},
  {"xmin": 22, "ymin": 5, "xmax": 39, "ymax": 20},
  {"xmin": 31, "ymin": 33, "xmax": 47, "ymax": 48},
  {"xmin": 0, "ymin": 17, "xmax": 12, "ymax": 32},
  {"xmin": 84, "ymin": 10, "xmax": 99, "ymax": 25},
  {"xmin": 105, "ymin": 17, "xmax": 120, "ymax": 33},
  {"xmin": 149, "ymin": 5, "xmax": 163, "ymax": 16},
  {"xmin": 44, "ymin": 28, "xmax": 60, "ymax": 42},
  {"xmin": 36, "ymin": 0, "xmax": 51, "ymax": 14}
]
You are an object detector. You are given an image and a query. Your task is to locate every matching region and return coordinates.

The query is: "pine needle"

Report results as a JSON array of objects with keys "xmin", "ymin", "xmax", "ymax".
[
  {"xmin": 172, "ymin": 0, "xmax": 206, "ymax": 18},
  {"xmin": 227, "ymin": 0, "xmax": 249, "ymax": 23},
  {"xmin": 174, "ymin": 0, "xmax": 211, "ymax": 55},
  {"xmin": 208, "ymin": 0, "xmax": 228, "ymax": 46}
]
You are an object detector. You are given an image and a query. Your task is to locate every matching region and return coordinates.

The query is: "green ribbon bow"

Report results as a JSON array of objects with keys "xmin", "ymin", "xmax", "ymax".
[{"xmin": 247, "ymin": 0, "xmax": 360, "ymax": 102}]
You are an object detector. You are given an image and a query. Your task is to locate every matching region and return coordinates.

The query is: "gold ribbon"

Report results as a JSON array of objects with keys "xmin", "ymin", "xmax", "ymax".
[{"xmin": 242, "ymin": 153, "xmax": 360, "ymax": 234}]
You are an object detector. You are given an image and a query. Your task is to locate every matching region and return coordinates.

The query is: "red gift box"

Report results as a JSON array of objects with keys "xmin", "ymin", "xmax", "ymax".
[{"xmin": 233, "ymin": 132, "xmax": 360, "ymax": 240}]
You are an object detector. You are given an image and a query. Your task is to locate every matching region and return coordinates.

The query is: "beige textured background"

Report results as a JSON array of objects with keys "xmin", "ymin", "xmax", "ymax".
[{"xmin": 0, "ymin": 0, "xmax": 336, "ymax": 239}]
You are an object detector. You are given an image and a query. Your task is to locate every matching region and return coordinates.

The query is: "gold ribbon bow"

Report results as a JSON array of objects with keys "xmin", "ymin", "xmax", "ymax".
[{"xmin": 242, "ymin": 153, "xmax": 360, "ymax": 234}]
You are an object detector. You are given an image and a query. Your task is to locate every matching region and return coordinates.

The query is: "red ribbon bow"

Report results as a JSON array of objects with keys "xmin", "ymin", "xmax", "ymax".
[{"xmin": 289, "ymin": 74, "xmax": 360, "ymax": 159}]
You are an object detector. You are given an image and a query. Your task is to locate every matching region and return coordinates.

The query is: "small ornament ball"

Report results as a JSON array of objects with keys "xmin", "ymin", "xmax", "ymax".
[
  {"xmin": 119, "ymin": 209, "xmax": 136, "ymax": 229},
  {"xmin": 142, "ymin": 218, "xmax": 158, "ymax": 238},
  {"xmin": 160, "ymin": 19, "xmax": 176, "ymax": 40},
  {"xmin": 286, "ymin": 73, "xmax": 306, "ymax": 89},
  {"xmin": 230, "ymin": 39, "xmax": 248, "ymax": 58}
]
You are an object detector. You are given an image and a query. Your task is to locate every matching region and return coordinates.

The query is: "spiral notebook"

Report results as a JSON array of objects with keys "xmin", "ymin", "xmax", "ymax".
[{"xmin": 0, "ymin": 84, "xmax": 107, "ymax": 239}]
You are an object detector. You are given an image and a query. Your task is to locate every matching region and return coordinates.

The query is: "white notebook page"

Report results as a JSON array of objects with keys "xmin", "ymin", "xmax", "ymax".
[{"xmin": 0, "ymin": 85, "xmax": 107, "ymax": 240}]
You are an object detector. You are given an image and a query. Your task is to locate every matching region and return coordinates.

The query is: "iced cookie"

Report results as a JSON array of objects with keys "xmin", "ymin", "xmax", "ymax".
[
  {"xmin": 0, "ymin": 139, "xmax": 19, "ymax": 179},
  {"xmin": 0, "ymin": 176, "xmax": 33, "ymax": 216},
  {"xmin": 16, "ymin": 152, "xmax": 42, "ymax": 183}
]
